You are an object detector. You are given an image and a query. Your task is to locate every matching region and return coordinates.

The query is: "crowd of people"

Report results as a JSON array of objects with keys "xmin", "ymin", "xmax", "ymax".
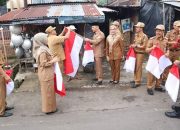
[{"xmin": 0, "ymin": 20, "xmax": 180, "ymax": 119}]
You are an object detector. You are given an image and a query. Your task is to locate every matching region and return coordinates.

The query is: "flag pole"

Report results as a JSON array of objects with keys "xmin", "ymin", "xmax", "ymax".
[{"xmin": 0, "ymin": 27, "xmax": 8, "ymax": 64}]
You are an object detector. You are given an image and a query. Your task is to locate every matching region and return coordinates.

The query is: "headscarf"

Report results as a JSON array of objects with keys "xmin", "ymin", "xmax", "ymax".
[{"xmin": 32, "ymin": 32, "xmax": 51, "ymax": 64}]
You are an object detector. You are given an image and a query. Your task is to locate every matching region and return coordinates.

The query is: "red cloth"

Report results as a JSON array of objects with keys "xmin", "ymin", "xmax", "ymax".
[{"xmin": 5, "ymin": 69, "xmax": 13, "ymax": 76}]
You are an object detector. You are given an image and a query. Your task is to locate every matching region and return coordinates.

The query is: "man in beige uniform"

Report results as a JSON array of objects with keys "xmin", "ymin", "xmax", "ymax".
[
  {"xmin": 130, "ymin": 22, "xmax": 148, "ymax": 88},
  {"xmin": 0, "ymin": 51, "xmax": 13, "ymax": 117},
  {"xmin": 162, "ymin": 21, "xmax": 180, "ymax": 83},
  {"xmin": 146, "ymin": 25, "xmax": 168, "ymax": 95},
  {"xmin": 85, "ymin": 24, "xmax": 105, "ymax": 85},
  {"xmin": 45, "ymin": 26, "xmax": 70, "ymax": 72},
  {"xmin": 165, "ymin": 21, "xmax": 180, "ymax": 62}
]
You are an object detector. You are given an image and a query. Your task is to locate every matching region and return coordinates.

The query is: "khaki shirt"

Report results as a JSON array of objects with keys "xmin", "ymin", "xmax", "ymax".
[
  {"xmin": 48, "ymin": 35, "xmax": 65, "ymax": 61},
  {"xmin": 165, "ymin": 30, "xmax": 180, "ymax": 50},
  {"xmin": 38, "ymin": 52, "xmax": 54, "ymax": 82},
  {"xmin": 106, "ymin": 34, "xmax": 123, "ymax": 60},
  {"xmin": 147, "ymin": 36, "xmax": 166, "ymax": 53},
  {"xmin": 90, "ymin": 31, "xmax": 105, "ymax": 58},
  {"xmin": 133, "ymin": 32, "xmax": 148, "ymax": 53}
]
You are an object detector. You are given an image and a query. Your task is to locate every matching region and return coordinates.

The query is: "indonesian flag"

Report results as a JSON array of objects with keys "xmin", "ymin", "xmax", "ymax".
[
  {"xmin": 64, "ymin": 31, "xmax": 83, "ymax": 77},
  {"xmin": 82, "ymin": 41, "xmax": 94, "ymax": 67},
  {"xmin": 165, "ymin": 64, "xmax": 180, "ymax": 102},
  {"xmin": 146, "ymin": 47, "xmax": 172, "ymax": 79},
  {"xmin": 54, "ymin": 62, "xmax": 65, "ymax": 96},
  {"xmin": 123, "ymin": 47, "xmax": 136, "ymax": 73}
]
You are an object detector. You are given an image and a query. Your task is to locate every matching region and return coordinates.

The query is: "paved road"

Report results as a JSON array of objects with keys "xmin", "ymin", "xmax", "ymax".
[
  {"xmin": 0, "ymin": 84, "xmax": 179, "ymax": 130},
  {"xmin": 1, "ymin": 61, "xmax": 179, "ymax": 130}
]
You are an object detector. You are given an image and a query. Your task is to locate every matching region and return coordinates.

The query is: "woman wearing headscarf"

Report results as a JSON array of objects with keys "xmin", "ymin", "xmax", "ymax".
[{"xmin": 33, "ymin": 32, "xmax": 58, "ymax": 114}]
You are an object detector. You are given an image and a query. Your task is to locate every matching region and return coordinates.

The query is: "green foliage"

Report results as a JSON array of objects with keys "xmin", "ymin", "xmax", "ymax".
[{"xmin": 0, "ymin": 0, "xmax": 6, "ymax": 6}]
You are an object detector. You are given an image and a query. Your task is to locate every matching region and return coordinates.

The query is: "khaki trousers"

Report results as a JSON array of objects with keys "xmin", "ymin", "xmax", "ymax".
[
  {"xmin": 0, "ymin": 77, "xmax": 6, "ymax": 116},
  {"xmin": 95, "ymin": 57, "xmax": 103, "ymax": 81},
  {"xmin": 109, "ymin": 59, "xmax": 121, "ymax": 81},
  {"xmin": 147, "ymin": 72, "xmax": 162, "ymax": 89},
  {"xmin": 134, "ymin": 53, "xmax": 144, "ymax": 85}
]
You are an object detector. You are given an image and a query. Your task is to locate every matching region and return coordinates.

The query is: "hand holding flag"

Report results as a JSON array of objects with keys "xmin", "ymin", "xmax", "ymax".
[
  {"xmin": 123, "ymin": 47, "xmax": 136, "ymax": 73},
  {"xmin": 82, "ymin": 41, "xmax": 94, "ymax": 67},
  {"xmin": 146, "ymin": 47, "xmax": 172, "ymax": 79}
]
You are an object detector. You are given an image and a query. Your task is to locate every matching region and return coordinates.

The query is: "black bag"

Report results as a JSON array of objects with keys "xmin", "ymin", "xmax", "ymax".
[{"xmin": 83, "ymin": 62, "xmax": 95, "ymax": 73}]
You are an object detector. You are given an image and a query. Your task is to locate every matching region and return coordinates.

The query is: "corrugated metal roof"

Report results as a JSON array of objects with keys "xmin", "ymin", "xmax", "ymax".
[
  {"xmin": 0, "ymin": 8, "xmax": 24, "ymax": 21},
  {"xmin": 31, "ymin": 0, "xmax": 96, "ymax": 4},
  {"xmin": 163, "ymin": 1, "xmax": 180, "ymax": 8},
  {"xmin": 0, "ymin": 3, "xmax": 105, "ymax": 24}
]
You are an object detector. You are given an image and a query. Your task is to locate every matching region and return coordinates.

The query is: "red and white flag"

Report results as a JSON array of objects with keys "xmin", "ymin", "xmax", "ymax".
[
  {"xmin": 64, "ymin": 31, "xmax": 83, "ymax": 77},
  {"xmin": 54, "ymin": 62, "xmax": 65, "ymax": 96},
  {"xmin": 165, "ymin": 64, "xmax": 180, "ymax": 102},
  {"xmin": 123, "ymin": 47, "xmax": 136, "ymax": 73},
  {"xmin": 146, "ymin": 47, "xmax": 172, "ymax": 79},
  {"xmin": 82, "ymin": 41, "xmax": 94, "ymax": 67}
]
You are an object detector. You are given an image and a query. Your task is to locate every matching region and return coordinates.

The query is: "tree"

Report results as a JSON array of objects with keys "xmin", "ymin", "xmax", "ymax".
[{"xmin": 0, "ymin": 0, "xmax": 6, "ymax": 6}]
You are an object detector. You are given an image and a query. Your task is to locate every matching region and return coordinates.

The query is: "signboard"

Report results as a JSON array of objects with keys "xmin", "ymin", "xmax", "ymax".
[{"xmin": 121, "ymin": 18, "xmax": 131, "ymax": 33}]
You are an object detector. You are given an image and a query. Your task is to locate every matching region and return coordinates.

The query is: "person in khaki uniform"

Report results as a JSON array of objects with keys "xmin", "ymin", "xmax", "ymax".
[
  {"xmin": 165, "ymin": 20, "xmax": 180, "ymax": 62},
  {"xmin": 146, "ymin": 25, "xmax": 168, "ymax": 95},
  {"xmin": 33, "ymin": 33, "xmax": 59, "ymax": 114},
  {"xmin": 45, "ymin": 26, "xmax": 70, "ymax": 72},
  {"xmin": 165, "ymin": 21, "xmax": 180, "ymax": 62},
  {"xmin": 130, "ymin": 22, "xmax": 148, "ymax": 88},
  {"xmin": 0, "ymin": 51, "xmax": 13, "ymax": 117},
  {"xmin": 85, "ymin": 24, "xmax": 105, "ymax": 85},
  {"xmin": 162, "ymin": 21, "xmax": 180, "ymax": 83},
  {"xmin": 106, "ymin": 25, "xmax": 124, "ymax": 84}
]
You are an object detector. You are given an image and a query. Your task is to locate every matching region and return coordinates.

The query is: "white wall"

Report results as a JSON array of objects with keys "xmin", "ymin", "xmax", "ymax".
[{"xmin": 7, "ymin": 0, "xmax": 32, "ymax": 11}]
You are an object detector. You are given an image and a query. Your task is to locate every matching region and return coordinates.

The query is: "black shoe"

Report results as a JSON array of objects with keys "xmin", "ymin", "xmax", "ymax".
[
  {"xmin": 0, "ymin": 112, "xmax": 13, "ymax": 117},
  {"xmin": 5, "ymin": 106, "xmax": 14, "ymax": 111},
  {"xmin": 165, "ymin": 111, "xmax": 180, "ymax": 118},
  {"xmin": 113, "ymin": 81, "xmax": 119, "ymax": 84},
  {"xmin": 92, "ymin": 78, "xmax": 98, "ymax": 81},
  {"xmin": 130, "ymin": 81, "xmax": 135, "ymax": 84},
  {"xmin": 171, "ymin": 105, "xmax": 180, "ymax": 111},
  {"xmin": 131, "ymin": 84, "xmax": 140, "ymax": 88},
  {"xmin": 109, "ymin": 80, "xmax": 114, "ymax": 83},
  {"xmin": 46, "ymin": 109, "xmax": 58, "ymax": 115},
  {"xmin": 96, "ymin": 81, "xmax": 102, "ymax": 85},
  {"xmin": 147, "ymin": 89, "xmax": 154, "ymax": 95},
  {"xmin": 155, "ymin": 87, "xmax": 166, "ymax": 92}
]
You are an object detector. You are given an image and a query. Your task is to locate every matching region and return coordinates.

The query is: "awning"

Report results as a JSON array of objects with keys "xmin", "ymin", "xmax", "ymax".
[
  {"xmin": 163, "ymin": 1, "xmax": 180, "ymax": 8},
  {"xmin": 0, "ymin": 3, "xmax": 105, "ymax": 25}
]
